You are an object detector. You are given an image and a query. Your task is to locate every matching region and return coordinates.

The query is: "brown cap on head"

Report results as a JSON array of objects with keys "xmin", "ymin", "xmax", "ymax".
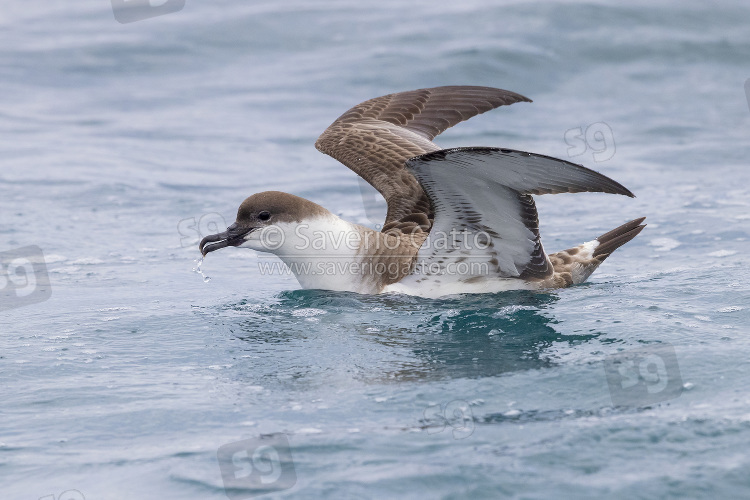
[{"xmin": 235, "ymin": 191, "xmax": 329, "ymax": 226}]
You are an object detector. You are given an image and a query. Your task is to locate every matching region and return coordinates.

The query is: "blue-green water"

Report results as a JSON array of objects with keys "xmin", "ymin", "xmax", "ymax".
[{"xmin": 2, "ymin": 1, "xmax": 750, "ymax": 498}]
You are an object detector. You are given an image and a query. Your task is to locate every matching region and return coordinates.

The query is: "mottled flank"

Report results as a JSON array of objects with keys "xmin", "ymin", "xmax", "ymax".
[{"xmin": 354, "ymin": 226, "xmax": 427, "ymax": 289}]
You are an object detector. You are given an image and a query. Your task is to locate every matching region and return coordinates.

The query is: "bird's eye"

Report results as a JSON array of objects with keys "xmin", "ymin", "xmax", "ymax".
[{"xmin": 258, "ymin": 211, "xmax": 271, "ymax": 221}]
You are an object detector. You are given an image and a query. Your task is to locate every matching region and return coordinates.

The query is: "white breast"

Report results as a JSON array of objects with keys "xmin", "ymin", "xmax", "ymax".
[{"xmin": 269, "ymin": 217, "xmax": 380, "ymax": 294}]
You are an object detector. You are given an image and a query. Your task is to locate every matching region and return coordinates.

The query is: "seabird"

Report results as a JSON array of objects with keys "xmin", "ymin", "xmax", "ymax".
[{"xmin": 200, "ymin": 86, "xmax": 645, "ymax": 298}]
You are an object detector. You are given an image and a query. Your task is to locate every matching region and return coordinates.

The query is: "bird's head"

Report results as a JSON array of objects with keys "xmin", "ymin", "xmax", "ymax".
[{"xmin": 199, "ymin": 191, "xmax": 329, "ymax": 256}]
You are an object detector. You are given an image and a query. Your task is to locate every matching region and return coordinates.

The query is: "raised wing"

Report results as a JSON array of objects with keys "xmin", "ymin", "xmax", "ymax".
[
  {"xmin": 315, "ymin": 86, "xmax": 531, "ymax": 235},
  {"xmin": 404, "ymin": 147, "xmax": 634, "ymax": 284}
]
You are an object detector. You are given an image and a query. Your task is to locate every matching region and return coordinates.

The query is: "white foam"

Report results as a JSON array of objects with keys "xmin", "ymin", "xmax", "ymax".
[
  {"xmin": 298, "ymin": 428, "xmax": 323, "ymax": 434},
  {"xmin": 291, "ymin": 308, "xmax": 326, "ymax": 317},
  {"xmin": 717, "ymin": 306, "xmax": 743, "ymax": 313},
  {"xmin": 649, "ymin": 237, "xmax": 681, "ymax": 252},
  {"xmin": 708, "ymin": 250, "xmax": 737, "ymax": 257},
  {"xmin": 70, "ymin": 258, "xmax": 104, "ymax": 265}
]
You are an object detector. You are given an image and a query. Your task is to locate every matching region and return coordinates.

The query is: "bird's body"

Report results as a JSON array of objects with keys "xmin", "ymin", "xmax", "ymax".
[{"xmin": 200, "ymin": 86, "xmax": 645, "ymax": 297}]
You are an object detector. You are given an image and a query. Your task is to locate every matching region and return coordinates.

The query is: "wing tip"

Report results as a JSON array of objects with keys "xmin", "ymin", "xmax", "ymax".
[{"xmin": 609, "ymin": 180, "xmax": 636, "ymax": 198}]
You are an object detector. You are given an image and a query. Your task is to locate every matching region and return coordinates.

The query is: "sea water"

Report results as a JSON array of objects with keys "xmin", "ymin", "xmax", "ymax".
[{"xmin": 1, "ymin": 1, "xmax": 750, "ymax": 498}]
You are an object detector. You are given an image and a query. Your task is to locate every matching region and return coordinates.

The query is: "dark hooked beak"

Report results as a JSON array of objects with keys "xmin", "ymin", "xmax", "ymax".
[{"xmin": 199, "ymin": 223, "xmax": 256, "ymax": 256}]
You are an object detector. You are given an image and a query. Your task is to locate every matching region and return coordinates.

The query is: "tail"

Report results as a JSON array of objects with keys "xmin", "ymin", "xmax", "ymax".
[
  {"xmin": 593, "ymin": 216, "xmax": 647, "ymax": 261},
  {"xmin": 548, "ymin": 217, "xmax": 646, "ymax": 286}
]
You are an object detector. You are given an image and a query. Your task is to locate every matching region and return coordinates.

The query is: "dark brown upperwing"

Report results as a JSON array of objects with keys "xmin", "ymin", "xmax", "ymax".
[{"xmin": 315, "ymin": 86, "xmax": 531, "ymax": 235}]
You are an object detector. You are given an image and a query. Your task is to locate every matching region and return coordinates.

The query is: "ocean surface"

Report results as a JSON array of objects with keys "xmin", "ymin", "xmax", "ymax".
[{"xmin": 2, "ymin": 1, "xmax": 750, "ymax": 499}]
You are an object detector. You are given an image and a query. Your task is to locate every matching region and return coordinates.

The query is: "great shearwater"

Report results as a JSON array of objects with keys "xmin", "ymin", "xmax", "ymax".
[{"xmin": 200, "ymin": 86, "xmax": 645, "ymax": 298}]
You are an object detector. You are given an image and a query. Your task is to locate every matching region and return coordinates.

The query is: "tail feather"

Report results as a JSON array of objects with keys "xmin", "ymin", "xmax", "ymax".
[
  {"xmin": 593, "ymin": 217, "xmax": 647, "ymax": 260},
  {"xmin": 546, "ymin": 216, "xmax": 646, "ymax": 287}
]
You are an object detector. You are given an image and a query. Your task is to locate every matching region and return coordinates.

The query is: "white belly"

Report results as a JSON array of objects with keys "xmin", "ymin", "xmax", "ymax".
[{"xmin": 383, "ymin": 274, "xmax": 536, "ymax": 298}]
